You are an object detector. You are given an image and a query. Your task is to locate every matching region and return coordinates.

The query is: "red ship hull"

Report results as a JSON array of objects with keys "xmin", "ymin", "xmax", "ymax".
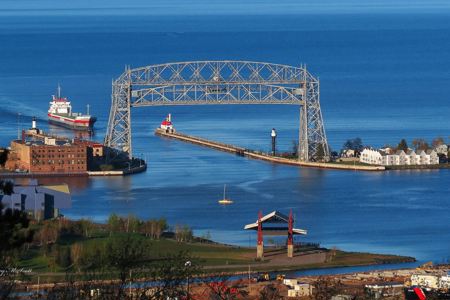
[{"xmin": 48, "ymin": 113, "xmax": 97, "ymax": 131}]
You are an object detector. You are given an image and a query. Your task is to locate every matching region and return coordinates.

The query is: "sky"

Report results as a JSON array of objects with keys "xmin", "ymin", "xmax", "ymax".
[{"xmin": 2, "ymin": 0, "xmax": 450, "ymax": 16}]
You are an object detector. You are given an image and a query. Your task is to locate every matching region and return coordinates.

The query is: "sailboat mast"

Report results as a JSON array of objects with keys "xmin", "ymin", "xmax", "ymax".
[{"xmin": 223, "ymin": 184, "xmax": 226, "ymax": 199}]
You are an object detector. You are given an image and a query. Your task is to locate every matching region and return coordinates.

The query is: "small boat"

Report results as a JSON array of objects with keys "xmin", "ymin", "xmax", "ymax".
[{"xmin": 218, "ymin": 184, "xmax": 234, "ymax": 205}]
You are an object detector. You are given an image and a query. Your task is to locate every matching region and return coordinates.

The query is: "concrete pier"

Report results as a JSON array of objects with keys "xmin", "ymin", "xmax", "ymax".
[{"xmin": 155, "ymin": 129, "xmax": 385, "ymax": 171}]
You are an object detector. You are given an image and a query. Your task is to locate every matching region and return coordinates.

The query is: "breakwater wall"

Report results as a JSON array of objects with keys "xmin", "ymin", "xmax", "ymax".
[{"xmin": 155, "ymin": 129, "xmax": 385, "ymax": 171}]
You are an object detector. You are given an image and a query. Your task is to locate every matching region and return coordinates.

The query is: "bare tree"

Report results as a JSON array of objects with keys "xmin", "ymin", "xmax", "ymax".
[{"xmin": 259, "ymin": 283, "xmax": 284, "ymax": 300}]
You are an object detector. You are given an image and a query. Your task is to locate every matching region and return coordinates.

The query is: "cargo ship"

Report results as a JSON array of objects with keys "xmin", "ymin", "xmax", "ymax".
[{"xmin": 48, "ymin": 85, "xmax": 96, "ymax": 131}]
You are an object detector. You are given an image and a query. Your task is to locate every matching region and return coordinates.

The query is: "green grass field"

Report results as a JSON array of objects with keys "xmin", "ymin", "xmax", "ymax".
[{"xmin": 17, "ymin": 230, "xmax": 414, "ymax": 278}]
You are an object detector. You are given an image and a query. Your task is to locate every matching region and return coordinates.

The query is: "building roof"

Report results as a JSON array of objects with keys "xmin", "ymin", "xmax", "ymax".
[
  {"xmin": 244, "ymin": 211, "xmax": 307, "ymax": 235},
  {"xmin": 1, "ymin": 181, "xmax": 71, "ymax": 211},
  {"xmin": 43, "ymin": 184, "xmax": 70, "ymax": 194}
]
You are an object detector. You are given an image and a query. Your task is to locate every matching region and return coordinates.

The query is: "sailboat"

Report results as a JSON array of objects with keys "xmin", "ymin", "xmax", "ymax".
[{"xmin": 218, "ymin": 184, "xmax": 234, "ymax": 205}]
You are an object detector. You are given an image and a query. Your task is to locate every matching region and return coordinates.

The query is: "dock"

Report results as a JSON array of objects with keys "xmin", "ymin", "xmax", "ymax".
[{"xmin": 155, "ymin": 129, "xmax": 385, "ymax": 171}]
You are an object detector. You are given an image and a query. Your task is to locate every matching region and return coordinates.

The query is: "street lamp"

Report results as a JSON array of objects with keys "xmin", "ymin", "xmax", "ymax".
[{"xmin": 185, "ymin": 260, "xmax": 192, "ymax": 299}]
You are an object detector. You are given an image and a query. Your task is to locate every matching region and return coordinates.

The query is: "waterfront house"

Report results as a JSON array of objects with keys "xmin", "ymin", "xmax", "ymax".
[
  {"xmin": 342, "ymin": 149, "xmax": 356, "ymax": 158},
  {"xmin": 360, "ymin": 148, "xmax": 438, "ymax": 166},
  {"xmin": 360, "ymin": 148, "xmax": 382, "ymax": 165},
  {"xmin": 406, "ymin": 150, "xmax": 417, "ymax": 165},
  {"xmin": 434, "ymin": 144, "xmax": 448, "ymax": 156},
  {"xmin": 381, "ymin": 152, "xmax": 399, "ymax": 166},
  {"xmin": 426, "ymin": 149, "xmax": 439, "ymax": 164},
  {"xmin": 396, "ymin": 150, "xmax": 407, "ymax": 165}
]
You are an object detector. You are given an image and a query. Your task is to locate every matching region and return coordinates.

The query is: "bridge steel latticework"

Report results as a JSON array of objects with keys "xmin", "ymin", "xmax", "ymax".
[{"xmin": 105, "ymin": 61, "xmax": 329, "ymax": 162}]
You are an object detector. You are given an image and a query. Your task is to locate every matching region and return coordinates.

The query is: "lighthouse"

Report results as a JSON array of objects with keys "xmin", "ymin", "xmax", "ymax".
[
  {"xmin": 271, "ymin": 128, "xmax": 277, "ymax": 156},
  {"xmin": 160, "ymin": 114, "xmax": 174, "ymax": 133}
]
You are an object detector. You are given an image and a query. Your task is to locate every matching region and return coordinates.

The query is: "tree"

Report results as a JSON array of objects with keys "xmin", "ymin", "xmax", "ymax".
[
  {"xmin": 78, "ymin": 218, "xmax": 94, "ymax": 238},
  {"xmin": 143, "ymin": 251, "xmax": 201, "ymax": 300},
  {"xmin": 70, "ymin": 243, "xmax": 83, "ymax": 272},
  {"xmin": 343, "ymin": 137, "xmax": 363, "ymax": 151},
  {"xmin": 412, "ymin": 138, "xmax": 429, "ymax": 151},
  {"xmin": 397, "ymin": 139, "xmax": 408, "ymax": 151},
  {"xmin": 104, "ymin": 234, "xmax": 152, "ymax": 291},
  {"xmin": 259, "ymin": 284, "xmax": 284, "ymax": 300},
  {"xmin": 156, "ymin": 218, "xmax": 168, "ymax": 239},
  {"xmin": 432, "ymin": 137, "xmax": 445, "ymax": 148},
  {"xmin": 55, "ymin": 245, "xmax": 72, "ymax": 268},
  {"xmin": 127, "ymin": 214, "xmax": 141, "ymax": 233},
  {"xmin": 175, "ymin": 224, "xmax": 193, "ymax": 242},
  {"xmin": 204, "ymin": 277, "xmax": 249, "ymax": 300},
  {"xmin": 107, "ymin": 213, "xmax": 121, "ymax": 235},
  {"xmin": 0, "ymin": 180, "xmax": 33, "ymax": 260},
  {"xmin": 0, "ymin": 180, "xmax": 33, "ymax": 299},
  {"xmin": 34, "ymin": 221, "xmax": 59, "ymax": 248},
  {"xmin": 315, "ymin": 144, "xmax": 326, "ymax": 161},
  {"xmin": 313, "ymin": 276, "xmax": 343, "ymax": 300}
]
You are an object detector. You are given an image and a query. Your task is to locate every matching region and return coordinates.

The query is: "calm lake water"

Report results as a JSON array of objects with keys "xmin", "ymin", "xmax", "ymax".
[{"xmin": 0, "ymin": 12, "xmax": 449, "ymax": 263}]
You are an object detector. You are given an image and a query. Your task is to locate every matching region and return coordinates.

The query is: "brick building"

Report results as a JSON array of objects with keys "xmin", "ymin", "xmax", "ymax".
[{"xmin": 6, "ymin": 139, "xmax": 87, "ymax": 174}]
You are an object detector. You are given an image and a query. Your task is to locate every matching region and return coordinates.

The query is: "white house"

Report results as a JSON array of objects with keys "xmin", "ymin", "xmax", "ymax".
[
  {"xmin": 381, "ymin": 152, "xmax": 400, "ymax": 166},
  {"xmin": 435, "ymin": 144, "xmax": 448, "ymax": 156},
  {"xmin": 360, "ymin": 148, "xmax": 439, "ymax": 166},
  {"xmin": 360, "ymin": 149, "xmax": 382, "ymax": 165},
  {"xmin": 342, "ymin": 149, "xmax": 356, "ymax": 158},
  {"xmin": 426, "ymin": 149, "xmax": 439, "ymax": 164},
  {"xmin": 405, "ymin": 150, "xmax": 417, "ymax": 165}
]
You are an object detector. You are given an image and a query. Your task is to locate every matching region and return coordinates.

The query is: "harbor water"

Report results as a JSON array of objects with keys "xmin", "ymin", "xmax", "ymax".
[{"xmin": 0, "ymin": 11, "xmax": 449, "ymax": 263}]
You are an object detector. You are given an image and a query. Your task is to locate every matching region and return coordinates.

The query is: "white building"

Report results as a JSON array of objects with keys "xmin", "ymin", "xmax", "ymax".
[
  {"xmin": 426, "ymin": 149, "xmax": 439, "ymax": 164},
  {"xmin": 287, "ymin": 283, "xmax": 313, "ymax": 297},
  {"xmin": 411, "ymin": 274, "xmax": 440, "ymax": 289},
  {"xmin": 360, "ymin": 148, "xmax": 439, "ymax": 166},
  {"xmin": 435, "ymin": 144, "xmax": 448, "ymax": 156},
  {"xmin": 360, "ymin": 149, "xmax": 382, "ymax": 165},
  {"xmin": 440, "ymin": 275, "xmax": 450, "ymax": 289}
]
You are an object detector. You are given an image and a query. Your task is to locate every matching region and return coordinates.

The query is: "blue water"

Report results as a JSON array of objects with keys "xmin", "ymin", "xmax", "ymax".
[{"xmin": 1, "ymin": 12, "xmax": 449, "ymax": 263}]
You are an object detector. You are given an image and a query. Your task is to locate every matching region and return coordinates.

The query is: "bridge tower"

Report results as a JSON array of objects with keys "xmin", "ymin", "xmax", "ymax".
[{"xmin": 104, "ymin": 61, "xmax": 329, "ymax": 162}]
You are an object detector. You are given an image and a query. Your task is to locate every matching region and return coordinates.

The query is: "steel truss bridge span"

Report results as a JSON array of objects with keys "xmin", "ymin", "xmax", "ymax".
[{"xmin": 105, "ymin": 61, "xmax": 329, "ymax": 162}]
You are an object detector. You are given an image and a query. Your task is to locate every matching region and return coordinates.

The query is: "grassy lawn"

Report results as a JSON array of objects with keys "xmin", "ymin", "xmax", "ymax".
[{"xmin": 17, "ymin": 234, "xmax": 414, "ymax": 276}]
